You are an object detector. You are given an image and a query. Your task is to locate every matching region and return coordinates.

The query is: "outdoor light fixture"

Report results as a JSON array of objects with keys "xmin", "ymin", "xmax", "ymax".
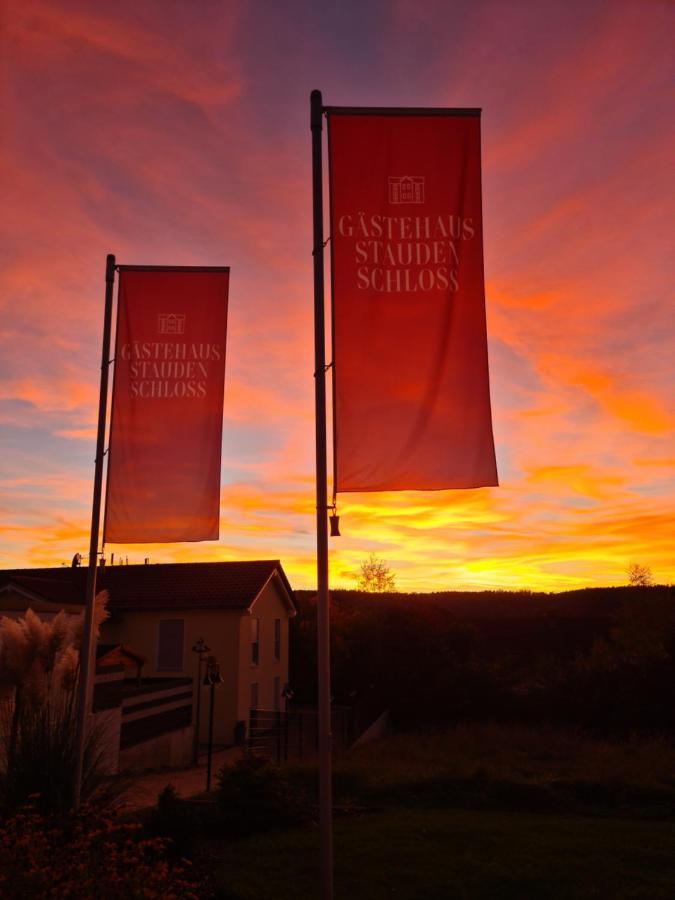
[
  {"xmin": 191, "ymin": 638, "xmax": 212, "ymax": 765},
  {"xmin": 203, "ymin": 658, "xmax": 224, "ymax": 686},
  {"xmin": 203, "ymin": 655, "xmax": 224, "ymax": 791},
  {"xmin": 192, "ymin": 637, "xmax": 211, "ymax": 656},
  {"xmin": 281, "ymin": 683, "xmax": 294, "ymax": 713},
  {"xmin": 329, "ymin": 510, "xmax": 341, "ymax": 537}
]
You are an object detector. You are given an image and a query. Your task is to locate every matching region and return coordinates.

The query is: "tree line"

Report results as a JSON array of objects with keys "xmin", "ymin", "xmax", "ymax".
[{"xmin": 290, "ymin": 584, "xmax": 675, "ymax": 736}]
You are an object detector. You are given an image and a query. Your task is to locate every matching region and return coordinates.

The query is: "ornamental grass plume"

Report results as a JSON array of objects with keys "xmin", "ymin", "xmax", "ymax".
[
  {"xmin": 0, "ymin": 592, "xmax": 110, "ymax": 813},
  {"xmin": 0, "ymin": 615, "xmax": 32, "ymax": 688},
  {"xmin": 0, "ymin": 592, "xmax": 109, "ymax": 694},
  {"xmin": 69, "ymin": 590, "xmax": 110, "ymax": 651}
]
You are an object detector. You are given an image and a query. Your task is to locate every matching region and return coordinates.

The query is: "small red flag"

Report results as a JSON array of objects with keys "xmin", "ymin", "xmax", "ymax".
[
  {"xmin": 104, "ymin": 267, "xmax": 229, "ymax": 543},
  {"xmin": 328, "ymin": 111, "xmax": 497, "ymax": 492}
]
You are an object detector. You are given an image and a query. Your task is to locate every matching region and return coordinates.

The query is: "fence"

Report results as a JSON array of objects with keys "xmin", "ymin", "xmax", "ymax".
[
  {"xmin": 120, "ymin": 677, "xmax": 193, "ymax": 750},
  {"xmin": 248, "ymin": 705, "xmax": 353, "ymax": 763}
]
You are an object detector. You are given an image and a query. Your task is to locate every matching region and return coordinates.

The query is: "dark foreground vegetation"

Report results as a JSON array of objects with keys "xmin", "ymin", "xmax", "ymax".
[
  {"xmin": 4, "ymin": 722, "xmax": 675, "ymax": 898},
  {"xmin": 99, "ymin": 727, "xmax": 675, "ymax": 897},
  {"xmin": 1, "ymin": 585, "xmax": 673, "ymax": 897},
  {"xmin": 199, "ymin": 725, "xmax": 675, "ymax": 898},
  {"xmin": 0, "ymin": 798, "xmax": 200, "ymax": 898}
]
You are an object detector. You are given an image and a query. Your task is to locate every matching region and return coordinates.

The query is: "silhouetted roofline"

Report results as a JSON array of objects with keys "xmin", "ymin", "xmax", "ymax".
[{"xmin": 0, "ymin": 560, "xmax": 296, "ymax": 615}]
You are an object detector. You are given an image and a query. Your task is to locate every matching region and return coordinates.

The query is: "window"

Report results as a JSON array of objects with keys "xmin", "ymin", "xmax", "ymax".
[
  {"xmin": 250, "ymin": 682, "xmax": 259, "ymax": 711},
  {"xmin": 157, "ymin": 619, "xmax": 184, "ymax": 671},
  {"xmin": 274, "ymin": 676, "xmax": 281, "ymax": 711},
  {"xmin": 251, "ymin": 617, "xmax": 260, "ymax": 665},
  {"xmin": 274, "ymin": 618, "xmax": 281, "ymax": 661}
]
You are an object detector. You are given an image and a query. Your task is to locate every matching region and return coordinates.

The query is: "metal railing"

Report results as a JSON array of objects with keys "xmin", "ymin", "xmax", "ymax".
[{"xmin": 248, "ymin": 705, "xmax": 353, "ymax": 763}]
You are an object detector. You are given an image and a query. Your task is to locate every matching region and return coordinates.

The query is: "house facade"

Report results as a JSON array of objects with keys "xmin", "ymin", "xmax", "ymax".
[{"xmin": 0, "ymin": 560, "xmax": 296, "ymax": 749}]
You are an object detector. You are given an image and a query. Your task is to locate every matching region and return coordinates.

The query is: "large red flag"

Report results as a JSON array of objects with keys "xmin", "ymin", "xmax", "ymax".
[
  {"xmin": 104, "ymin": 267, "xmax": 229, "ymax": 543},
  {"xmin": 328, "ymin": 110, "xmax": 497, "ymax": 492}
]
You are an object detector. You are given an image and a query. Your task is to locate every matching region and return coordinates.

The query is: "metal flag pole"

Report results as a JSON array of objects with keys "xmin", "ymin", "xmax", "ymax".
[
  {"xmin": 73, "ymin": 253, "xmax": 116, "ymax": 809},
  {"xmin": 311, "ymin": 88, "xmax": 334, "ymax": 900}
]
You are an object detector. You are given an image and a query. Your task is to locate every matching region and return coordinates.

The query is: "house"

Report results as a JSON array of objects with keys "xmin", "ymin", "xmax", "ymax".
[{"xmin": 0, "ymin": 560, "xmax": 296, "ymax": 750}]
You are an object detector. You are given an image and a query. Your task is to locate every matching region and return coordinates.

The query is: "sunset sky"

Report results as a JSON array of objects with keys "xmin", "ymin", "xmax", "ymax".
[{"xmin": 1, "ymin": 0, "xmax": 673, "ymax": 591}]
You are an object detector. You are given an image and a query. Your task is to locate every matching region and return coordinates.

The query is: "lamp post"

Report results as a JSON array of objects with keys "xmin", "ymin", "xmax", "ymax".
[
  {"xmin": 204, "ymin": 655, "xmax": 224, "ymax": 791},
  {"xmin": 191, "ymin": 638, "xmax": 211, "ymax": 765}
]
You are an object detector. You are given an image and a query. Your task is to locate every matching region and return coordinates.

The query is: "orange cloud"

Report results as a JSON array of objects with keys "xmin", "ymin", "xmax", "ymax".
[
  {"xmin": 537, "ymin": 355, "xmax": 674, "ymax": 435},
  {"xmin": 526, "ymin": 465, "xmax": 625, "ymax": 500}
]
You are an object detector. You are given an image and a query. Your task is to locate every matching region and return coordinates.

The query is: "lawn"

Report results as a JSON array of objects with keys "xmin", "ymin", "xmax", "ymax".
[
  {"xmin": 200, "ymin": 725, "xmax": 675, "ymax": 898},
  {"xmin": 210, "ymin": 807, "xmax": 675, "ymax": 899}
]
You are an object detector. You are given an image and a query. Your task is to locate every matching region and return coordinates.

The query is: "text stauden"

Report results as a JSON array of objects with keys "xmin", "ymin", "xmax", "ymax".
[
  {"xmin": 337, "ymin": 213, "xmax": 475, "ymax": 294},
  {"xmin": 119, "ymin": 341, "xmax": 223, "ymax": 400}
]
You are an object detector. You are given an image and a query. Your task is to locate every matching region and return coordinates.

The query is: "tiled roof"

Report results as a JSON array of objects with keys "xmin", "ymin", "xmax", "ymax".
[
  {"xmin": 1, "ymin": 573, "xmax": 85, "ymax": 607},
  {"xmin": 0, "ymin": 560, "xmax": 295, "ymax": 614}
]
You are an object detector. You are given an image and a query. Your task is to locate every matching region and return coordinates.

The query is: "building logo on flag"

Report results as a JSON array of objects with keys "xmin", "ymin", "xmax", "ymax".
[
  {"xmin": 157, "ymin": 313, "xmax": 186, "ymax": 335},
  {"xmin": 388, "ymin": 175, "xmax": 425, "ymax": 205}
]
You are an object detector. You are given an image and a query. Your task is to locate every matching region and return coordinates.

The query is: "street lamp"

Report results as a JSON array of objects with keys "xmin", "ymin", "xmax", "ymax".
[
  {"xmin": 281, "ymin": 682, "xmax": 294, "ymax": 713},
  {"xmin": 192, "ymin": 638, "xmax": 211, "ymax": 765},
  {"xmin": 204, "ymin": 655, "xmax": 224, "ymax": 791}
]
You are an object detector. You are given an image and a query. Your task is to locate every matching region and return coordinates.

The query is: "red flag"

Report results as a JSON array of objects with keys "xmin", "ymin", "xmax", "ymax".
[
  {"xmin": 327, "ymin": 110, "xmax": 498, "ymax": 492},
  {"xmin": 104, "ymin": 267, "xmax": 229, "ymax": 543}
]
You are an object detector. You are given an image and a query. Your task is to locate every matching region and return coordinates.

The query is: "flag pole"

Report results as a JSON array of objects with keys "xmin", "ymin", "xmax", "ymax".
[
  {"xmin": 311, "ymin": 88, "xmax": 334, "ymax": 900},
  {"xmin": 73, "ymin": 252, "xmax": 116, "ymax": 809}
]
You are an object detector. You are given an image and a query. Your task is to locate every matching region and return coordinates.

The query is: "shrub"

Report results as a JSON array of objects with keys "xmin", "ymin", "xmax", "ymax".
[
  {"xmin": 216, "ymin": 752, "xmax": 306, "ymax": 837},
  {"xmin": 0, "ymin": 801, "xmax": 201, "ymax": 899},
  {"xmin": 149, "ymin": 784, "xmax": 202, "ymax": 858}
]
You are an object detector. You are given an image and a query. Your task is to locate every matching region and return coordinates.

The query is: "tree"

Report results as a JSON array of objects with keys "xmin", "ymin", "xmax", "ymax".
[
  {"xmin": 627, "ymin": 563, "xmax": 654, "ymax": 587},
  {"xmin": 357, "ymin": 553, "xmax": 397, "ymax": 593}
]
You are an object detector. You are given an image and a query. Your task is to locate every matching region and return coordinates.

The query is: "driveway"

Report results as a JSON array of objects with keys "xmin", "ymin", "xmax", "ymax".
[{"xmin": 119, "ymin": 745, "xmax": 243, "ymax": 810}]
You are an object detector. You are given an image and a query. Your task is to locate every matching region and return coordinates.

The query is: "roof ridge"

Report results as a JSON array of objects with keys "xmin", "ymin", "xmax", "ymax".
[
  {"xmin": 1, "ymin": 559, "xmax": 282, "ymax": 572},
  {"xmin": 0, "ymin": 560, "xmax": 295, "ymax": 612}
]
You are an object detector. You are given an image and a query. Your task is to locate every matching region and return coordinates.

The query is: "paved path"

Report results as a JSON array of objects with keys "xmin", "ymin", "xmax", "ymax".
[{"xmin": 120, "ymin": 746, "xmax": 243, "ymax": 810}]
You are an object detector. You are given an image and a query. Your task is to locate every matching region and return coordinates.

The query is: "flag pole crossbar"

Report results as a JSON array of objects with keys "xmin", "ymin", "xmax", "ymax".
[
  {"xmin": 115, "ymin": 265, "xmax": 231, "ymax": 272},
  {"xmin": 323, "ymin": 105, "xmax": 481, "ymax": 117}
]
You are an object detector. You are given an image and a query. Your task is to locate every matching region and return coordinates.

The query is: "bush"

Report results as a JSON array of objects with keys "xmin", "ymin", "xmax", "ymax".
[
  {"xmin": 0, "ymin": 800, "xmax": 201, "ymax": 899},
  {"xmin": 149, "ymin": 784, "xmax": 202, "ymax": 858},
  {"xmin": 216, "ymin": 752, "xmax": 306, "ymax": 837}
]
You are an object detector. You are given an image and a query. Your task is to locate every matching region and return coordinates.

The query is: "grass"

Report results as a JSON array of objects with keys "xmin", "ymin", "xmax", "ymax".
[
  {"xmin": 287, "ymin": 723, "xmax": 675, "ymax": 817},
  {"xmin": 203, "ymin": 724, "xmax": 675, "ymax": 898},
  {"xmin": 329, "ymin": 723, "xmax": 675, "ymax": 790},
  {"xmin": 211, "ymin": 808, "xmax": 675, "ymax": 899}
]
